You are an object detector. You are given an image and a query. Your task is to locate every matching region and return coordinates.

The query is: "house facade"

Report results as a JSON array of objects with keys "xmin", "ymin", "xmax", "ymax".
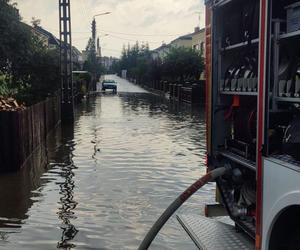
[
  {"xmin": 151, "ymin": 27, "xmax": 205, "ymax": 60},
  {"xmin": 31, "ymin": 25, "xmax": 60, "ymax": 49}
]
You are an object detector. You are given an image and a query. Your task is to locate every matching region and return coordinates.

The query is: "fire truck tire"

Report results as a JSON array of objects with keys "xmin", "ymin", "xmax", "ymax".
[
  {"xmin": 287, "ymin": 230, "xmax": 300, "ymax": 250},
  {"xmin": 269, "ymin": 205, "xmax": 300, "ymax": 250}
]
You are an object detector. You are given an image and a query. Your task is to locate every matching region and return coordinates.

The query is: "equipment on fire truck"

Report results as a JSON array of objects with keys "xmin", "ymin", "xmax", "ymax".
[
  {"xmin": 286, "ymin": 2, "xmax": 300, "ymax": 33},
  {"xmin": 223, "ymin": 55, "xmax": 258, "ymax": 92},
  {"xmin": 222, "ymin": 0, "xmax": 259, "ymax": 46},
  {"xmin": 283, "ymin": 115, "xmax": 300, "ymax": 161},
  {"xmin": 279, "ymin": 57, "xmax": 300, "ymax": 97}
]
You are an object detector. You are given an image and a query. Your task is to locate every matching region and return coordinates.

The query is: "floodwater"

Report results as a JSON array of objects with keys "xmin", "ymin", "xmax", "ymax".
[{"xmin": 0, "ymin": 75, "xmax": 215, "ymax": 250}]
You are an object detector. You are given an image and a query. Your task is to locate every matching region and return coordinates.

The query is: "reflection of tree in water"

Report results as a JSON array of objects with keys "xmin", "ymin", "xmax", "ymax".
[
  {"xmin": 56, "ymin": 125, "xmax": 78, "ymax": 249},
  {"xmin": 57, "ymin": 163, "xmax": 78, "ymax": 249},
  {"xmin": 0, "ymin": 232, "xmax": 8, "ymax": 241}
]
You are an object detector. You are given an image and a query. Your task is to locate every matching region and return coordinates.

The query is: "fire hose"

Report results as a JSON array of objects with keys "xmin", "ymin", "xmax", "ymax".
[{"xmin": 138, "ymin": 166, "xmax": 230, "ymax": 250}]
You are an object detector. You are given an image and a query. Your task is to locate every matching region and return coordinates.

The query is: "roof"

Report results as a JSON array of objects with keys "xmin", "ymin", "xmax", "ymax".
[
  {"xmin": 34, "ymin": 26, "xmax": 60, "ymax": 46},
  {"xmin": 72, "ymin": 46, "xmax": 82, "ymax": 56},
  {"xmin": 153, "ymin": 27, "xmax": 205, "ymax": 52},
  {"xmin": 170, "ymin": 34, "xmax": 193, "ymax": 44},
  {"xmin": 153, "ymin": 43, "xmax": 170, "ymax": 52},
  {"xmin": 22, "ymin": 22, "xmax": 82, "ymax": 57}
]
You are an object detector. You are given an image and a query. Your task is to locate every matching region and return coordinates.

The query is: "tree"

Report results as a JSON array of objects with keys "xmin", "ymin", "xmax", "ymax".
[
  {"xmin": 163, "ymin": 47, "xmax": 204, "ymax": 81},
  {"xmin": 0, "ymin": 0, "xmax": 32, "ymax": 74},
  {"xmin": 0, "ymin": 0, "xmax": 60, "ymax": 103},
  {"xmin": 31, "ymin": 17, "xmax": 41, "ymax": 27},
  {"xmin": 83, "ymin": 38, "xmax": 103, "ymax": 77},
  {"xmin": 116, "ymin": 41, "xmax": 204, "ymax": 84}
]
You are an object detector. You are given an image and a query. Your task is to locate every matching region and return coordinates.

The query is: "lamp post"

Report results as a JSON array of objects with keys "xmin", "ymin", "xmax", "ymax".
[
  {"xmin": 90, "ymin": 12, "xmax": 111, "ymax": 91},
  {"xmin": 92, "ymin": 12, "xmax": 111, "ymax": 52}
]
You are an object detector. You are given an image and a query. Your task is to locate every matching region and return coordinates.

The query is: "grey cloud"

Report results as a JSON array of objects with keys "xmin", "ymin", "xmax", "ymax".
[
  {"xmin": 141, "ymin": 14, "xmax": 158, "ymax": 27},
  {"xmin": 15, "ymin": 0, "xmax": 205, "ymax": 57}
]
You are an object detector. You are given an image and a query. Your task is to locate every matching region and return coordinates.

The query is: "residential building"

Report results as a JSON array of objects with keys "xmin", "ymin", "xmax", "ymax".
[
  {"xmin": 170, "ymin": 34, "xmax": 193, "ymax": 49},
  {"xmin": 72, "ymin": 46, "xmax": 84, "ymax": 70},
  {"xmin": 151, "ymin": 43, "xmax": 170, "ymax": 61},
  {"xmin": 152, "ymin": 27, "xmax": 205, "ymax": 60},
  {"xmin": 191, "ymin": 27, "xmax": 205, "ymax": 56},
  {"xmin": 29, "ymin": 24, "xmax": 83, "ymax": 69},
  {"xmin": 31, "ymin": 25, "xmax": 60, "ymax": 49}
]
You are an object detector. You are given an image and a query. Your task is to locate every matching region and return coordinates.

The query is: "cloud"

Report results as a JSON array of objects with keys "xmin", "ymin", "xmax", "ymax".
[{"xmin": 15, "ymin": 0, "xmax": 205, "ymax": 57}]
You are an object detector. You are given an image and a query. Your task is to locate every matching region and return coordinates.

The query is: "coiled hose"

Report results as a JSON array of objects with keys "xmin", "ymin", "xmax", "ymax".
[{"xmin": 138, "ymin": 166, "xmax": 229, "ymax": 250}]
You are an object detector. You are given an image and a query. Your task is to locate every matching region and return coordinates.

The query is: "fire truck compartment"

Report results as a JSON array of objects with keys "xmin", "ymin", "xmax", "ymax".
[{"xmin": 177, "ymin": 214, "xmax": 254, "ymax": 250}]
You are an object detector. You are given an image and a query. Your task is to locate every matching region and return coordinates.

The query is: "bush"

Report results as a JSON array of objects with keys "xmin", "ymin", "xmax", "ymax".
[{"xmin": 0, "ymin": 73, "xmax": 15, "ymax": 96}]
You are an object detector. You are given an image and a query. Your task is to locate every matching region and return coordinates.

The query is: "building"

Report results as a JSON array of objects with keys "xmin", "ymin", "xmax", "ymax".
[
  {"xmin": 170, "ymin": 34, "xmax": 193, "ymax": 49},
  {"xmin": 72, "ymin": 46, "xmax": 84, "ymax": 70},
  {"xmin": 25, "ymin": 24, "xmax": 83, "ymax": 69},
  {"xmin": 151, "ymin": 43, "xmax": 170, "ymax": 61},
  {"xmin": 31, "ymin": 25, "xmax": 60, "ymax": 50},
  {"xmin": 170, "ymin": 27, "xmax": 205, "ymax": 54},
  {"xmin": 191, "ymin": 27, "xmax": 205, "ymax": 55},
  {"xmin": 152, "ymin": 27, "xmax": 205, "ymax": 60}
]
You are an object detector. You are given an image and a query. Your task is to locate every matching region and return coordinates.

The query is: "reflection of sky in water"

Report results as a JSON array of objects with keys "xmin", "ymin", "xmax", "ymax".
[{"xmin": 0, "ymin": 86, "xmax": 212, "ymax": 250}]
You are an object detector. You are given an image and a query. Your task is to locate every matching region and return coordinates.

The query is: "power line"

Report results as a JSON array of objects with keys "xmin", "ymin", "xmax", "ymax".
[
  {"xmin": 99, "ymin": 29, "xmax": 182, "ymax": 37},
  {"xmin": 107, "ymin": 34, "xmax": 161, "ymax": 44},
  {"xmin": 50, "ymin": 27, "xmax": 181, "ymax": 37},
  {"xmin": 101, "ymin": 47, "xmax": 122, "ymax": 52},
  {"xmin": 73, "ymin": 36, "xmax": 90, "ymax": 42}
]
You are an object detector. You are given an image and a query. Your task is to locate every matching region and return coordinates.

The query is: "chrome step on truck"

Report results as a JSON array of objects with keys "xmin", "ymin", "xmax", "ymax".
[{"xmin": 177, "ymin": 215, "xmax": 254, "ymax": 250}]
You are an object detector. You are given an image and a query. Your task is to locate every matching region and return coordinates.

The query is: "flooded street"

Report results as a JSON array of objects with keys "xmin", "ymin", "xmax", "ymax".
[{"xmin": 0, "ymin": 75, "xmax": 214, "ymax": 250}]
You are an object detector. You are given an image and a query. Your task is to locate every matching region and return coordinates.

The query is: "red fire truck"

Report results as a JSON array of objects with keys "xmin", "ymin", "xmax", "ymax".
[
  {"xmin": 139, "ymin": 1, "xmax": 300, "ymax": 249},
  {"xmin": 184, "ymin": 0, "xmax": 300, "ymax": 249}
]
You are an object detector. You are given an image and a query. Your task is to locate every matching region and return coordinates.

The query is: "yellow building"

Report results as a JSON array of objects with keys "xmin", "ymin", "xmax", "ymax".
[
  {"xmin": 152, "ymin": 27, "xmax": 205, "ymax": 60},
  {"xmin": 191, "ymin": 27, "xmax": 205, "ymax": 56}
]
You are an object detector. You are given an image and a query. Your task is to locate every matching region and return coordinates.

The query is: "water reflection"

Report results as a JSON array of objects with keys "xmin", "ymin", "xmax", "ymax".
[
  {"xmin": 0, "ymin": 89, "xmax": 210, "ymax": 250},
  {"xmin": 56, "ymin": 162, "xmax": 78, "ymax": 249},
  {"xmin": 56, "ymin": 126, "xmax": 78, "ymax": 249},
  {"xmin": 0, "ymin": 147, "xmax": 47, "ymax": 236},
  {"xmin": 0, "ymin": 129, "xmax": 59, "ymax": 244}
]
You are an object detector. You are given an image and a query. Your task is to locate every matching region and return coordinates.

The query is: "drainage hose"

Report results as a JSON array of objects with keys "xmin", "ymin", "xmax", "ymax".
[{"xmin": 138, "ymin": 166, "xmax": 229, "ymax": 250}]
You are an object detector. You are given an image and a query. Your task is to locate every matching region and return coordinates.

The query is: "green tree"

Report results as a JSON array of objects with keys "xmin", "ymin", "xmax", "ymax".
[
  {"xmin": 83, "ymin": 38, "xmax": 103, "ymax": 78},
  {"xmin": 163, "ymin": 47, "xmax": 204, "ymax": 81},
  {"xmin": 116, "ymin": 41, "xmax": 204, "ymax": 84},
  {"xmin": 0, "ymin": 0, "xmax": 60, "ymax": 103}
]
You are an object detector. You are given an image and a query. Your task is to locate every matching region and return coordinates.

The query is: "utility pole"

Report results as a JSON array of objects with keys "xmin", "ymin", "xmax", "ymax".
[
  {"xmin": 59, "ymin": 0, "xmax": 74, "ymax": 122},
  {"xmin": 91, "ymin": 18, "xmax": 97, "ymax": 91},
  {"xmin": 92, "ymin": 18, "xmax": 96, "ymax": 51},
  {"xmin": 97, "ymin": 37, "xmax": 102, "ymax": 72},
  {"xmin": 90, "ymin": 12, "xmax": 111, "ymax": 91},
  {"xmin": 97, "ymin": 37, "xmax": 101, "ymax": 58}
]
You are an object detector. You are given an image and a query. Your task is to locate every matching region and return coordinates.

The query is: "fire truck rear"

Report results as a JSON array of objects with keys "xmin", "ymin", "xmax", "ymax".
[{"xmin": 194, "ymin": 0, "xmax": 300, "ymax": 249}]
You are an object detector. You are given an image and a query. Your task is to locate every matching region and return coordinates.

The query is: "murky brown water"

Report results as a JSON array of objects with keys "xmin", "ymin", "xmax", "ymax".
[{"xmin": 0, "ymin": 76, "xmax": 214, "ymax": 250}]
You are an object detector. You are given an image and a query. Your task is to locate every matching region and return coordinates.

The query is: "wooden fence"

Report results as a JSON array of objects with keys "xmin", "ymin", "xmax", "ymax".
[
  {"xmin": 140, "ymin": 79, "xmax": 206, "ymax": 105},
  {"xmin": 0, "ymin": 95, "xmax": 61, "ymax": 172}
]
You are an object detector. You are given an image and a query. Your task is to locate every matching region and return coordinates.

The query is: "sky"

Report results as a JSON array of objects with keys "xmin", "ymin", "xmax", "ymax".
[{"xmin": 15, "ymin": 0, "xmax": 205, "ymax": 58}]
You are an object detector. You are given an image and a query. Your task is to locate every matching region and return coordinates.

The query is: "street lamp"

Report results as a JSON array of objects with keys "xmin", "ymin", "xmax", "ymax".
[
  {"xmin": 93, "ymin": 12, "xmax": 111, "ymax": 19},
  {"xmin": 92, "ymin": 11, "xmax": 111, "ymax": 54},
  {"xmin": 92, "ymin": 12, "xmax": 112, "ymax": 52},
  {"xmin": 90, "ymin": 12, "xmax": 111, "ymax": 90}
]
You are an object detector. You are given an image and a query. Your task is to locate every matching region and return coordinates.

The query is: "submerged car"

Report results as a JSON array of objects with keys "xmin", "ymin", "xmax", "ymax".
[{"xmin": 102, "ymin": 79, "xmax": 117, "ymax": 93}]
